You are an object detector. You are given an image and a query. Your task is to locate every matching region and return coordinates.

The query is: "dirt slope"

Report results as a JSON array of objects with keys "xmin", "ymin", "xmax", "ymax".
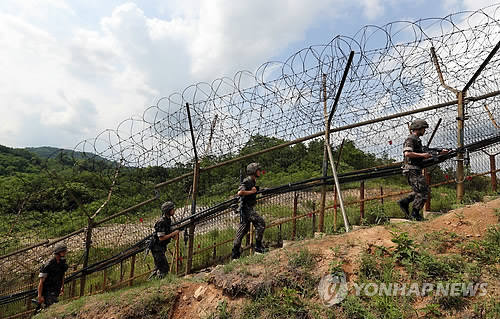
[{"xmin": 35, "ymin": 197, "xmax": 500, "ymax": 319}]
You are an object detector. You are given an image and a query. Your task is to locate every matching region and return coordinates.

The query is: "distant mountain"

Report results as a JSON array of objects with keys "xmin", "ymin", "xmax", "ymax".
[{"xmin": 25, "ymin": 146, "xmax": 110, "ymax": 162}]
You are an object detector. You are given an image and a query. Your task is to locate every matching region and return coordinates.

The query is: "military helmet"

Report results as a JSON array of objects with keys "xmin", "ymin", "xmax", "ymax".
[
  {"xmin": 161, "ymin": 201, "xmax": 175, "ymax": 214},
  {"xmin": 246, "ymin": 162, "xmax": 262, "ymax": 175},
  {"xmin": 53, "ymin": 243, "xmax": 67, "ymax": 254},
  {"xmin": 410, "ymin": 119, "xmax": 429, "ymax": 130}
]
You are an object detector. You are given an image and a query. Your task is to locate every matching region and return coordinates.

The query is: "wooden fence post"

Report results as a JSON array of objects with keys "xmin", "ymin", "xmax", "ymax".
[
  {"xmin": 292, "ymin": 193, "xmax": 298, "ymax": 240},
  {"xmin": 175, "ymin": 236, "xmax": 180, "ymax": 275},
  {"xmin": 102, "ymin": 268, "xmax": 107, "ymax": 292},
  {"xmin": 250, "ymin": 224, "xmax": 254, "ymax": 254},
  {"xmin": 380, "ymin": 186, "xmax": 384, "ymax": 204},
  {"xmin": 491, "ymin": 154, "xmax": 498, "ymax": 192},
  {"xmin": 333, "ymin": 189, "xmax": 338, "ymax": 232},
  {"xmin": 129, "ymin": 254, "xmax": 135, "ymax": 287},
  {"xmin": 70, "ymin": 265, "xmax": 77, "ymax": 298},
  {"xmin": 80, "ymin": 217, "xmax": 94, "ymax": 297},
  {"xmin": 360, "ymin": 181, "xmax": 365, "ymax": 221},
  {"xmin": 424, "ymin": 168, "xmax": 431, "ymax": 211}
]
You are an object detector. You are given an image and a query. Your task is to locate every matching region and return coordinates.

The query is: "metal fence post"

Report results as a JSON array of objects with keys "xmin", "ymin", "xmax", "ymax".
[
  {"xmin": 185, "ymin": 102, "xmax": 200, "ymax": 275},
  {"xmin": 456, "ymin": 91, "xmax": 465, "ymax": 202}
]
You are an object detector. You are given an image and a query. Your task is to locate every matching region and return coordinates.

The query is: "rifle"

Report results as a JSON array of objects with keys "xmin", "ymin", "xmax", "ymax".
[
  {"xmin": 422, "ymin": 146, "xmax": 451, "ymax": 162},
  {"xmin": 32, "ymin": 298, "xmax": 42, "ymax": 315},
  {"xmin": 143, "ymin": 234, "xmax": 156, "ymax": 262}
]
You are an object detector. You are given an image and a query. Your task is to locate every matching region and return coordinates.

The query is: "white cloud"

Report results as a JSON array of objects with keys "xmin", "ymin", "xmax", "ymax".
[
  {"xmin": 1, "ymin": 0, "xmax": 496, "ymax": 149},
  {"xmin": 357, "ymin": 0, "xmax": 384, "ymax": 20}
]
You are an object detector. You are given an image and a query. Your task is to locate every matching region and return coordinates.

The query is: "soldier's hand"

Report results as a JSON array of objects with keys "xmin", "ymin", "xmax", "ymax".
[
  {"xmin": 60, "ymin": 287, "xmax": 64, "ymax": 296},
  {"xmin": 439, "ymin": 149, "xmax": 450, "ymax": 155},
  {"xmin": 38, "ymin": 296, "xmax": 44, "ymax": 304},
  {"xmin": 251, "ymin": 187, "xmax": 257, "ymax": 193},
  {"xmin": 423, "ymin": 153, "xmax": 432, "ymax": 159}
]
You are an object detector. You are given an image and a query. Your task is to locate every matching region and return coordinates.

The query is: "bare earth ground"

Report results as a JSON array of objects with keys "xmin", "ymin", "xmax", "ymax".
[{"xmin": 35, "ymin": 197, "xmax": 500, "ymax": 319}]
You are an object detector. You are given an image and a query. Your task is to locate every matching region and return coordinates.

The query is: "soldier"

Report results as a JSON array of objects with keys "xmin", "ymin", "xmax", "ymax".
[
  {"xmin": 37, "ymin": 243, "xmax": 69, "ymax": 308},
  {"xmin": 150, "ymin": 201, "xmax": 179, "ymax": 279},
  {"xmin": 398, "ymin": 119, "xmax": 448, "ymax": 221},
  {"xmin": 231, "ymin": 162, "xmax": 267, "ymax": 259}
]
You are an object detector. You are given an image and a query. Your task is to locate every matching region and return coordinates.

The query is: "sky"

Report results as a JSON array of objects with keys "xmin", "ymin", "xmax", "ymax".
[{"xmin": 0, "ymin": 0, "xmax": 497, "ymax": 149}]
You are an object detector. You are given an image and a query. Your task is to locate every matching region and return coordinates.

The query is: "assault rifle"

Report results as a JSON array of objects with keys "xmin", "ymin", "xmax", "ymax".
[
  {"xmin": 422, "ymin": 146, "xmax": 452, "ymax": 162},
  {"xmin": 422, "ymin": 146, "xmax": 470, "ymax": 166},
  {"xmin": 143, "ymin": 233, "xmax": 156, "ymax": 261}
]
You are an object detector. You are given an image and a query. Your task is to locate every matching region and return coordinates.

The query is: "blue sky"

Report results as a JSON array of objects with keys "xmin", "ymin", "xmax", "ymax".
[{"xmin": 0, "ymin": 0, "xmax": 496, "ymax": 148}]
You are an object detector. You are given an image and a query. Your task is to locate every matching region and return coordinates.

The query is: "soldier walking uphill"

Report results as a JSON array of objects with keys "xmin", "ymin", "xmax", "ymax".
[
  {"xmin": 231, "ymin": 162, "xmax": 267, "ymax": 259},
  {"xmin": 398, "ymin": 119, "xmax": 448, "ymax": 221},
  {"xmin": 150, "ymin": 201, "xmax": 180, "ymax": 279},
  {"xmin": 37, "ymin": 243, "xmax": 69, "ymax": 309}
]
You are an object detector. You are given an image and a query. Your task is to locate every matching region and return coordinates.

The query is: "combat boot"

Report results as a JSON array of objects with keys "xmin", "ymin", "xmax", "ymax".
[
  {"xmin": 397, "ymin": 198, "xmax": 410, "ymax": 218},
  {"xmin": 254, "ymin": 241, "xmax": 268, "ymax": 254},
  {"xmin": 410, "ymin": 209, "xmax": 423, "ymax": 221},
  {"xmin": 231, "ymin": 246, "xmax": 241, "ymax": 259}
]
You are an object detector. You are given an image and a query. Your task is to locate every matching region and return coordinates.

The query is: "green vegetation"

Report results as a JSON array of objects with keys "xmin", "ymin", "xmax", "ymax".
[
  {"xmin": 35, "ymin": 275, "xmax": 179, "ymax": 319},
  {"xmin": 343, "ymin": 228, "xmax": 500, "ymax": 318}
]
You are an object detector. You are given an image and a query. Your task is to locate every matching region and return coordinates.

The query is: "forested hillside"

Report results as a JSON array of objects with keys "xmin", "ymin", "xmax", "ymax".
[{"xmin": 0, "ymin": 136, "xmax": 406, "ymax": 245}]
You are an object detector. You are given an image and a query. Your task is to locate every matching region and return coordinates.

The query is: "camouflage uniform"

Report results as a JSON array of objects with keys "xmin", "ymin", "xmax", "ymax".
[
  {"xmin": 150, "ymin": 215, "xmax": 172, "ymax": 277},
  {"xmin": 400, "ymin": 134, "xmax": 429, "ymax": 217},
  {"xmin": 232, "ymin": 176, "xmax": 266, "ymax": 255},
  {"xmin": 38, "ymin": 256, "xmax": 68, "ymax": 306}
]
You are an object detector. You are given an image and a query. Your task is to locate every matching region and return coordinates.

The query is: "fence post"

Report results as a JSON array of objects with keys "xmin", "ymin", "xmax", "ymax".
[
  {"xmin": 128, "ymin": 254, "xmax": 135, "ymax": 287},
  {"xmin": 312, "ymin": 212, "xmax": 316, "ymax": 237},
  {"xmin": 185, "ymin": 162, "xmax": 200, "ymax": 275},
  {"xmin": 311, "ymin": 202, "xmax": 316, "ymax": 237},
  {"xmin": 102, "ymin": 268, "xmax": 107, "ymax": 292},
  {"xmin": 318, "ymin": 73, "xmax": 328, "ymax": 233},
  {"xmin": 456, "ymin": 91, "xmax": 465, "ymax": 202},
  {"xmin": 490, "ymin": 154, "xmax": 498, "ymax": 192},
  {"xmin": 360, "ymin": 181, "xmax": 365, "ymax": 221},
  {"xmin": 185, "ymin": 102, "xmax": 200, "ymax": 275},
  {"xmin": 120, "ymin": 260, "xmax": 124, "ymax": 282},
  {"xmin": 250, "ymin": 224, "xmax": 254, "ymax": 254},
  {"xmin": 175, "ymin": 236, "xmax": 180, "ymax": 274},
  {"xmin": 292, "ymin": 192, "xmax": 298, "ymax": 240},
  {"xmin": 212, "ymin": 242, "xmax": 217, "ymax": 260},
  {"xmin": 333, "ymin": 188, "xmax": 338, "ymax": 232},
  {"xmin": 70, "ymin": 265, "xmax": 77, "ymax": 298},
  {"xmin": 424, "ymin": 169, "xmax": 431, "ymax": 211},
  {"xmin": 80, "ymin": 217, "xmax": 94, "ymax": 297},
  {"xmin": 380, "ymin": 186, "xmax": 384, "ymax": 204}
]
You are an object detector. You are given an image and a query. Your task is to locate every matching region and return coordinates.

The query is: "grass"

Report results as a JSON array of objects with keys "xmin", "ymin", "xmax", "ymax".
[
  {"xmin": 461, "ymin": 225, "xmax": 500, "ymax": 264},
  {"xmin": 35, "ymin": 274, "xmax": 179, "ymax": 319},
  {"xmin": 287, "ymin": 247, "xmax": 318, "ymax": 270}
]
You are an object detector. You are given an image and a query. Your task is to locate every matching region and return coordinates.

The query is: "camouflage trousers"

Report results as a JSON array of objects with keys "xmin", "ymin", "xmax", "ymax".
[
  {"xmin": 233, "ymin": 207, "xmax": 266, "ymax": 248},
  {"xmin": 42, "ymin": 292, "xmax": 59, "ymax": 307},
  {"xmin": 151, "ymin": 250, "xmax": 169, "ymax": 277},
  {"xmin": 403, "ymin": 169, "xmax": 429, "ymax": 210}
]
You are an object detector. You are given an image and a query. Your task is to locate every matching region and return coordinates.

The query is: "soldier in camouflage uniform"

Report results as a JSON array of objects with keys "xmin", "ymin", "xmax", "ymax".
[
  {"xmin": 398, "ymin": 119, "xmax": 448, "ymax": 221},
  {"xmin": 37, "ymin": 243, "xmax": 69, "ymax": 308},
  {"xmin": 231, "ymin": 162, "xmax": 267, "ymax": 259},
  {"xmin": 150, "ymin": 201, "xmax": 179, "ymax": 278}
]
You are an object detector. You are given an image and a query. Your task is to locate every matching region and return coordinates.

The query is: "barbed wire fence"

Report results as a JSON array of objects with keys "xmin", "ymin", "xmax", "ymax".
[{"xmin": 2, "ymin": 4, "xmax": 500, "ymax": 318}]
